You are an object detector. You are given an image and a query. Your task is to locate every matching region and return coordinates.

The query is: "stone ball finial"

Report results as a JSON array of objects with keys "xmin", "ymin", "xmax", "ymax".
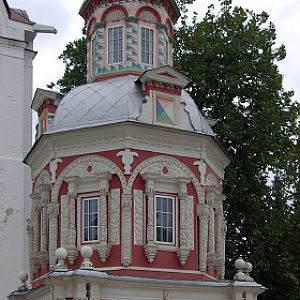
[
  {"xmin": 18, "ymin": 271, "xmax": 28, "ymax": 283},
  {"xmin": 243, "ymin": 261, "xmax": 254, "ymax": 282},
  {"xmin": 56, "ymin": 247, "xmax": 67, "ymax": 260},
  {"xmin": 234, "ymin": 256, "xmax": 247, "ymax": 281},
  {"xmin": 235, "ymin": 256, "xmax": 246, "ymax": 271},
  {"xmin": 244, "ymin": 261, "xmax": 253, "ymax": 273},
  {"xmin": 55, "ymin": 247, "xmax": 68, "ymax": 270},
  {"xmin": 17, "ymin": 271, "xmax": 28, "ymax": 292},
  {"xmin": 81, "ymin": 245, "xmax": 93, "ymax": 258},
  {"xmin": 80, "ymin": 245, "xmax": 93, "ymax": 269}
]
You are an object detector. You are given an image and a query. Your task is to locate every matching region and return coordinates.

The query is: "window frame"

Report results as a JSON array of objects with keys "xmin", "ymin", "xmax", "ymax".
[
  {"xmin": 81, "ymin": 195, "xmax": 101, "ymax": 244},
  {"xmin": 154, "ymin": 193, "xmax": 177, "ymax": 246},
  {"xmin": 107, "ymin": 25, "xmax": 124, "ymax": 65},
  {"xmin": 140, "ymin": 26, "xmax": 155, "ymax": 65}
]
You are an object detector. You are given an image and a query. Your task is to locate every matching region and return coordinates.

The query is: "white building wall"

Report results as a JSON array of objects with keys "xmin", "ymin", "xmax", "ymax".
[{"xmin": 0, "ymin": 2, "xmax": 35, "ymax": 297}]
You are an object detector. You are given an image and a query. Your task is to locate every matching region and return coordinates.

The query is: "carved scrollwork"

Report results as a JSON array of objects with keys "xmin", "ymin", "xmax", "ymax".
[
  {"xmin": 127, "ymin": 155, "xmax": 204, "ymax": 203},
  {"xmin": 52, "ymin": 155, "xmax": 126, "ymax": 203}
]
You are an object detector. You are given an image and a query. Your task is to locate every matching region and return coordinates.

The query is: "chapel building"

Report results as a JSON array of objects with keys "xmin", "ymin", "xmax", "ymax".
[{"xmin": 8, "ymin": 0, "xmax": 265, "ymax": 299}]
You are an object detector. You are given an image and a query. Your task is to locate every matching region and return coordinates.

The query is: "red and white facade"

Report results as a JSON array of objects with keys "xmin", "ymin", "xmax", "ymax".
[{"xmin": 9, "ymin": 0, "xmax": 265, "ymax": 299}]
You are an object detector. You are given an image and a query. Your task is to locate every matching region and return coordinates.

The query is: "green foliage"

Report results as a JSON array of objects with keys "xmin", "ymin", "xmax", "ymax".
[
  {"xmin": 175, "ymin": 1, "xmax": 300, "ymax": 299},
  {"xmin": 48, "ymin": 37, "xmax": 87, "ymax": 93}
]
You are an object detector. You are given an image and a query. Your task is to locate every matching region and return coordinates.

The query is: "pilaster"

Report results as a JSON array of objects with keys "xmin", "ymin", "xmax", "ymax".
[
  {"xmin": 121, "ymin": 192, "xmax": 132, "ymax": 266},
  {"xmin": 47, "ymin": 201, "xmax": 59, "ymax": 270},
  {"xmin": 198, "ymin": 203, "xmax": 209, "ymax": 272}
]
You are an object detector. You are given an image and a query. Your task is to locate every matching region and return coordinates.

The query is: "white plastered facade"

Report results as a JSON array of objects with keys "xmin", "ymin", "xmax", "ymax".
[{"xmin": 0, "ymin": 2, "xmax": 35, "ymax": 297}]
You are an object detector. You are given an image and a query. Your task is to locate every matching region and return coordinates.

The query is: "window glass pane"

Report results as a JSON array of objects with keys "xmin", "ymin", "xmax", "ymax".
[
  {"xmin": 91, "ymin": 213, "xmax": 98, "ymax": 226},
  {"xmin": 167, "ymin": 214, "xmax": 172, "ymax": 227},
  {"xmin": 84, "ymin": 228, "xmax": 89, "ymax": 241},
  {"xmin": 83, "ymin": 198, "xmax": 100, "ymax": 242},
  {"xmin": 156, "ymin": 212, "xmax": 162, "ymax": 226},
  {"xmin": 156, "ymin": 227, "xmax": 162, "ymax": 242},
  {"xmin": 108, "ymin": 26, "xmax": 123, "ymax": 64},
  {"xmin": 84, "ymin": 214, "xmax": 88, "ymax": 227},
  {"xmin": 167, "ymin": 228, "xmax": 173, "ymax": 243},
  {"xmin": 155, "ymin": 195, "xmax": 175, "ymax": 244},
  {"xmin": 141, "ymin": 27, "xmax": 154, "ymax": 64}
]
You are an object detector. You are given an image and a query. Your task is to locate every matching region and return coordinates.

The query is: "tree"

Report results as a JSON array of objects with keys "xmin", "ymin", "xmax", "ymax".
[
  {"xmin": 48, "ymin": 36, "xmax": 87, "ymax": 93},
  {"xmin": 174, "ymin": 1, "xmax": 300, "ymax": 299}
]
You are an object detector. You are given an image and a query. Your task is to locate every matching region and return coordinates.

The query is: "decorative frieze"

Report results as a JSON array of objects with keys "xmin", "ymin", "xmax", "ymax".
[{"xmin": 134, "ymin": 189, "xmax": 144, "ymax": 245}]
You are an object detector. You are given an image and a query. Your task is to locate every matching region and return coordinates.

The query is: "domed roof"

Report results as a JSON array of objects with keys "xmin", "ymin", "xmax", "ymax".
[{"xmin": 50, "ymin": 75, "xmax": 214, "ymax": 136}]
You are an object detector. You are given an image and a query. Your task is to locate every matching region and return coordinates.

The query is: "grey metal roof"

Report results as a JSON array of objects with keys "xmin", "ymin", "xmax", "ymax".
[
  {"xmin": 50, "ymin": 75, "xmax": 214, "ymax": 136},
  {"xmin": 51, "ymin": 75, "xmax": 144, "ymax": 132}
]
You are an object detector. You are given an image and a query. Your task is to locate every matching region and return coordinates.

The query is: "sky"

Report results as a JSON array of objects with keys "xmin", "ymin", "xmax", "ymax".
[{"xmin": 6, "ymin": 0, "xmax": 300, "ymax": 102}]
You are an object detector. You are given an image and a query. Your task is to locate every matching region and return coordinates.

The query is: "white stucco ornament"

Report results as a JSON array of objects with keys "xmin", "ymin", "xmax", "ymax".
[
  {"xmin": 50, "ymin": 158, "xmax": 63, "ymax": 183},
  {"xmin": 17, "ymin": 271, "xmax": 29, "ymax": 292},
  {"xmin": 55, "ymin": 247, "xmax": 68, "ymax": 270},
  {"xmin": 81, "ymin": 245, "xmax": 93, "ymax": 269},
  {"xmin": 117, "ymin": 148, "xmax": 138, "ymax": 175},
  {"xmin": 194, "ymin": 159, "xmax": 206, "ymax": 185}
]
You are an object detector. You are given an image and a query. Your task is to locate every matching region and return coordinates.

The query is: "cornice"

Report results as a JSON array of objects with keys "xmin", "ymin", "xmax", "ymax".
[{"xmin": 27, "ymin": 122, "xmax": 229, "ymax": 180}]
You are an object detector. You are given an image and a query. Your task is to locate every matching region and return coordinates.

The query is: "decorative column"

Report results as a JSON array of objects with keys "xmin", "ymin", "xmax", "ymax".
[
  {"xmin": 96, "ymin": 173, "xmax": 112, "ymax": 262},
  {"xmin": 62, "ymin": 177, "xmax": 78, "ymax": 264},
  {"xmin": 47, "ymin": 201, "xmax": 59, "ymax": 270},
  {"xmin": 27, "ymin": 219, "xmax": 34, "ymax": 280},
  {"xmin": 121, "ymin": 192, "xmax": 132, "ymax": 266},
  {"xmin": 30, "ymin": 193, "xmax": 41, "ymax": 278},
  {"xmin": 109, "ymin": 188, "xmax": 120, "ymax": 245},
  {"xmin": 206, "ymin": 186, "xmax": 216, "ymax": 268},
  {"xmin": 198, "ymin": 203, "xmax": 209, "ymax": 272},
  {"xmin": 39, "ymin": 184, "xmax": 50, "ymax": 268},
  {"xmin": 133, "ymin": 189, "xmax": 144, "ymax": 245},
  {"xmin": 144, "ymin": 176, "xmax": 158, "ymax": 263},
  {"xmin": 177, "ymin": 179, "xmax": 193, "ymax": 265}
]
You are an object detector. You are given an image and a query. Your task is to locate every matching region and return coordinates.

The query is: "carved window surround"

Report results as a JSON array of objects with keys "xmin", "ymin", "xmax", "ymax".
[
  {"xmin": 141, "ymin": 170, "xmax": 194, "ymax": 265},
  {"xmin": 30, "ymin": 183, "xmax": 51, "ymax": 278},
  {"xmin": 61, "ymin": 172, "xmax": 113, "ymax": 264}
]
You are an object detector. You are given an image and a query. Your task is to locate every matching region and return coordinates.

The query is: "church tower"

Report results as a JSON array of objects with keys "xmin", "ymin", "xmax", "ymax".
[
  {"xmin": 0, "ymin": 1, "xmax": 56, "ymax": 297},
  {"xmin": 9, "ymin": 0, "xmax": 265, "ymax": 299}
]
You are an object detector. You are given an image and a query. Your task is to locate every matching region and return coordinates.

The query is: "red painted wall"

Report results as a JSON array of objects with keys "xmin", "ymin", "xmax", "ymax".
[{"xmin": 33, "ymin": 148, "xmax": 221, "ymax": 282}]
